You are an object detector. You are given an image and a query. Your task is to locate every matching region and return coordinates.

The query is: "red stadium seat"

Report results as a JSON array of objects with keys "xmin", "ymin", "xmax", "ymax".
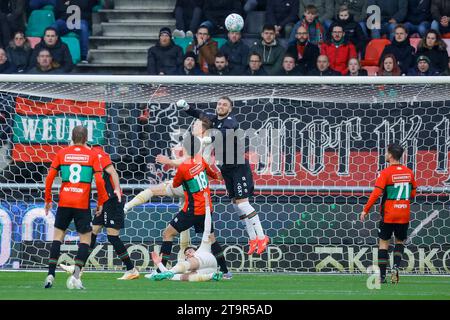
[
  {"xmin": 362, "ymin": 66, "xmax": 379, "ymax": 76},
  {"xmin": 409, "ymin": 38, "xmax": 421, "ymax": 51},
  {"xmin": 442, "ymin": 33, "xmax": 450, "ymax": 39},
  {"xmin": 361, "ymin": 39, "xmax": 391, "ymax": 66},
  {"xmin": 27, "ymin": 37, "xmax": 41, "ymax": 49}
]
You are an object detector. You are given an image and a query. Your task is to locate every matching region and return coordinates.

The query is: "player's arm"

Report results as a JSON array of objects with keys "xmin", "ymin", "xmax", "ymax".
[
  {"xmin": 156, "ymin": 154, "xmax": 187, "ymax": 168},
  {"xmin": 176, "ymin": 99, "xmax": 215, "ymax": 121},
  {"xmin": 104, "ymin": 164, "xmax": 122, "ymax": 201},
  {"xmin": 360, "ymin": 172, "xmax": 387, "ymax": 222},
  {"xmin": 203, "ymin": 159, "xmax": 221, "ymax": 180},
  {"xmin": 44, "ymin": 153, "xmax": 61, "ymax": 215}
]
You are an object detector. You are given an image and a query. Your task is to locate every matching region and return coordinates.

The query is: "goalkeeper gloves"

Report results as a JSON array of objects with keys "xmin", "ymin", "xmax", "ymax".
[{"xmin": 176, "ymin": 99, "xmax": 190, "ymax": 111}]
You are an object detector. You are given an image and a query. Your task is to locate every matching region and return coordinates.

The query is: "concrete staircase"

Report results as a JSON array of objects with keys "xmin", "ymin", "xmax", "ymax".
[{"xmin": 75, "ymin": 0, "xmax": 176, "ymax": 74}]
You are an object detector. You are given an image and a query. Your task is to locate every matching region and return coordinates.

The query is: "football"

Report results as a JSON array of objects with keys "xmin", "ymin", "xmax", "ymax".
[{"xmin": 225, "ymin": 13, "xmax": 244, "ymax": 32}]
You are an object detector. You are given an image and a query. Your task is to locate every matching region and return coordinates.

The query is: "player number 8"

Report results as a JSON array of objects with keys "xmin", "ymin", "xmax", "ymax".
[{"xmin": 69, "ymin": 163, "xmax": 82, "ymax": 183}]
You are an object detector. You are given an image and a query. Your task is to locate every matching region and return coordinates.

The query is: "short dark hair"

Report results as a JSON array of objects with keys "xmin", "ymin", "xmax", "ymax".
[
  {"xmin": 218, "ymin": 96, "xmax": 233, "ymax": 107},
  {"xmin": 199, "ymin": 116, "xmax": 213, "ymax": 130},
  {"xmin": 388, "ymin": 143, "xmax": 404, "ymax": 161},
  {"xmin": 262, "ymin": 24, "xmax": 276, "ymax": 32},
  {"xmin": 249, "ymin": 52, "xmax": 262, "ymax": 61},
  {"xmin": 394, "ymin": 24, "xmax": 407, "ymax": 33},
  {"xmin": 44, "ymin": 27, "xmax": 58, "ymax": 37},
  {"xmin": 215, "ymin": 52, "xmax": 227, "ymax": 60},
  {"xmin": 37, "ymin": 48, "xmax": 52, "ymax": 56},
  {"xmin": 182, "ymin": 134, "xmax": 202, "ymax": 156},
  {"xmin": 72, "ymin": 125, "xmax": 88, "ymax": 144}
]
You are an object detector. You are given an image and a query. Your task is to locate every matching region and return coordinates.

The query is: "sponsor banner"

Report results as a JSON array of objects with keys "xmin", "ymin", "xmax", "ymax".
[{"xmin": 12, "ymin": 97, "xmax": 106, "ymax": 162}]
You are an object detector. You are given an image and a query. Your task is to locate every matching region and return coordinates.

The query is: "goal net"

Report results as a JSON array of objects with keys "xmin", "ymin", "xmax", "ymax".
[{"xmin": 0, "ymin": 75, "xmax": 449, "ymax": 274}]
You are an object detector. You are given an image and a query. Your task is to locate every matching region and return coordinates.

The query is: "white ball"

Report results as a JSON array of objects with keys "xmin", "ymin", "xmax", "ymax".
[{"xmin": 225, "ymin": 13, "xmax": 244, "ymax": 32}]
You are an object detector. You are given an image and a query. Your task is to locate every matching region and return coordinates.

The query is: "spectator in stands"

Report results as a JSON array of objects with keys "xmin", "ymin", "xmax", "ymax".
[
  {"xmin": 377, "ymin": 53, "xmax": 402, "ymax": 75},
  {"xmin": 431, "ymin": 0, "xmax": 450, "ymax": 35},
  {"xmin": 404, "ymin": 0, "xmax": 432, "ymax": 37},
  {"xmin": 28, "ymin": 27, "xmax": 74, "ymax": 73},
  {"xmin": 243, "ymin": 0, "xmax": 268, "ymax": 13},
  {"xmin": 289, "ymin": 4, "xmax": 325, "ymax": 45},
  {"xmin": 147, "ymin": 27, "xmax": 183, "ymax": 75},
  {"xmin": 266, "ymin": 0, "xmax": 299, "ymax": 38},
  {"xmin": 308, "ymin": 54, "xmax": 341, "ymax": 74},
  {"xmin": 416, "ymin": 29, "xmax": 449, "ymax": 73},
  {"xmin": 0, "ymin": 12, "xmax": 10, "ymax": 49},
  {"xmin": 368, "ymin": 0, "xmax": 408, "ymax": 40},
  {"xmin": 29, "ymin": 0, "xmax": 57, "ymax": 10},
  {"xmin": 178, "ymin": 51, "xmax": 203, "ymax": 75},
  {"xmin": 250, "ymin": 24, "xmax": 286, "ymax": 74},
  {"xmin": 347, "ymin": 57, "xmax": 367, "ymax": 75},
  {"xmin": 320, "ymin": 24, "xmax": 357, "ymax": 75},
  {"xmin": 299, "ymin": 1, "xmax": 335, "ymax": 31},
  {"xmin": 51, "ymin": 0, "xmax": 90, "ymax": 63},
  {"xmin": 201, "ymin": 0, "xmax": 243, "ymax": 36},
  {"xmin": 0, "ymin": 0, "xmax": 27, "ymax": 35},
  {"xmin": 6, "ymin": 31, "xmax": 32, "ymax": 73},
  {"xmin": 286, "ymin": 25, "xmax": 320, "ymax": 74},
  {"xmin": 186, "ymin": 26, "xmax": 219, "ymax": 74},
  {"xmin": 408, "ymin": 54, "xmax": 440, "ymax": 75},
  {"xmin": 334, "ymin": 1, "xmax": 368, "ymax": 32},
  {"xmin": 27, "ymin": 48, "xmax": 62, "ymax": 74},
  {"xmin": 379, "ymin": 24, "xmax": 415, "ymax": 75},
  {"xmin": 219, "ymin": 29, "xmax": 249, "ymax": 75},
  {"xmin": 277, "ymin": 53, "xmax": 302, "ymax": 74},
  {"xmin": 209, "ymin": 52, "xmax": 234, "ymax": 75},
  {"xmin": 331, "ymin": 5, "xmax": 367, "ymax": 55},
  {"xmin": 243, "ymin": 52, "xmax": 268, "ymax": 75},
  {"xmin": 173, "ymin": 0, "xmax": 203, "ymax": 38},
  {"xmin": 441, "ymin": 56, "xmax": 450, "ymax": 75},
  {"xmin": 0, "ymin": 48, "xmax": 17, "ymax": 73}
]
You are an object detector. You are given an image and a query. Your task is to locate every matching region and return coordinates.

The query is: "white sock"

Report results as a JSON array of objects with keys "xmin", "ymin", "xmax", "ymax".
[
  {"xmin": 238, "ymin": 202, "xmax": 265, "ymax": 240},
  {"xmin": 170, "ymin": 260, "xmax": 190, "ymax": 274},
  {"xmin": 125, "ymin": 189, "xmax": 153, "ymax": 209},
  {"xmin": 234, "ymin": 203, "xmax": 256, "ymax": 240},
  {"xmin": 178, "ymin": 230, "xmax": 191, "ymax": 262}
]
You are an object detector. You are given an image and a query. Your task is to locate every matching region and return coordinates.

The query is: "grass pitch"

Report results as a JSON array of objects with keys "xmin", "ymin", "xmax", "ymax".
[{"xmin": 0, "ymin": 271, "xmax": 449, "ymax": 300}]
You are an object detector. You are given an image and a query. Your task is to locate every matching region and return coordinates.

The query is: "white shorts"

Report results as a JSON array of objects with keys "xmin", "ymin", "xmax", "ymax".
[
  {"xmin": 163, "ymin": 180, "xmax": 184, "ymax": 198},
  {"xmin": 194, "ymin": 250, "xmax": 217, "ymax": 274}
]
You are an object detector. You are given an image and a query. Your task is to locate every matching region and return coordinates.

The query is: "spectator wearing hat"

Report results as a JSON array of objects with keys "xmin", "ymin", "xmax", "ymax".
[
  {"xmin": 415, "ymin": 29, "xmax": 449, "ymax": 74},
  {"xmin": 147, "ymin": 27, "xmax": 184, "ymax": 75},
  {"xmin": 186, "ymin": 25, "xmax": 219, "ymax": 74},
  {"xmin": 407, "ymin": 55, "xmax": 440, "ymax": 75},
  {"xmin": 178, "ymin": 51, "xmax": 203, "ymax": 75}
]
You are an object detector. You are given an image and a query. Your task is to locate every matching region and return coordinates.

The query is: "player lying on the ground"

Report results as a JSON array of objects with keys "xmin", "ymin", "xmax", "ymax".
[
  {"xmin": 60, "ymin": 146, "xmax": 139, "ymax": 280},
  {"xmin": 149, "ymin": 192, "xmax": 223, "ymax": 282},
  {"xmin": 44, "ymin": 126, "xmax": 109, "ymax": 290},
  {"xmin": 176, "ymin": 97, "xmax": 269, "ymax": 255},
  {"xmin": 124, "ymin": 119, "xmax": 231, "ymax": 278},
  {"xmin": 360, "ymin": 143, "xmax": 417, "ymax": 284}
]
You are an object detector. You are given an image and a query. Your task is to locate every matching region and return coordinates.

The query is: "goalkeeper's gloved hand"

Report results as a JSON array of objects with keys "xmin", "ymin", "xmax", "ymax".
[{"xmin": 176, "ymin": 99, "xmax": 190, "ymax": 111}]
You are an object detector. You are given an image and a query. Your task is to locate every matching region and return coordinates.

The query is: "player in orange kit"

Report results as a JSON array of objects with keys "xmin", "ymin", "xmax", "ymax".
[
  {"xmin": 360, "ymin": 143, "xmax": 417, "ymax": 284},
  {"xmin": 44, "ymin": 126, "xmax": 108, "ymax": 290}
]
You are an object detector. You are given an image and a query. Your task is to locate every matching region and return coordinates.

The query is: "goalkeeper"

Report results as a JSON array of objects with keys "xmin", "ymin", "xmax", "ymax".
[
  {"xmin": 149, "ymin": 192, "xmax": 223, "ymax": 282},
  {"xmin": 175, "ymin": 97, "xmax": 269, "ymax": 255}
]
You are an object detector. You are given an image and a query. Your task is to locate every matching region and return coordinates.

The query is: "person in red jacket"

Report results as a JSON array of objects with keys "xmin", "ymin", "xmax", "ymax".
[
  {"xmin": 320, "ymin": 24, "xmax": 357, "ymax": 75},
  {"xmin": 360, "ymin": 143, "xmax": 417, "ymax": 284}
]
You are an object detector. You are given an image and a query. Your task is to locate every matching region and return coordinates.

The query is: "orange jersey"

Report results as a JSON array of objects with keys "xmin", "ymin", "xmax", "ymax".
[
  {"xmin": 364, "ymin": 164, "xmax": 417, "ymax": 223},
  {"xmin": 45, "ymin": 145, "xmax": 108, "ymax": 210},
  {"xmin": 173, "ymin": 154, "xmax": 219, "ymax": 215}
]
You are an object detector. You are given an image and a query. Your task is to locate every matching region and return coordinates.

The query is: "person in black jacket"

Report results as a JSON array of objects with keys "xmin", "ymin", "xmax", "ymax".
[
  {"xmin": 243, "ymin": 52, "xmax": 268, "ymax": 75},
  {"xmin": 178, "ymin": 51, "xmax": 203, "ymax": 75},
  {"xmin": 51, "ymin": 0, "xmax": 90, "ymax": 63},
  {"xmin": 415, "ymin": 29, "xmax": 449, "ymax": 74},
  {"xmin": 308, "ymin": 54, "xmax": 341, "ymax": 75},
  {"xmin": 404, "ymin": 0, "xmax": 432, "ymax": 37},
  {"xmin": 27, "ymin": 48, "xmax": 63, "ymax": 74},
  {"xmin": 407, "ymin": 55, "xmax": 440, "ymax": 76},
  {"xmin": 6, "ymin": 31, "xmax": 32, "ymax": 73},
  {"xmin": 379, "ymin": 24, "xmax": 415, "ymax": 75},
  {"xmin": 277, "ymin": 54, "xmax": 302, "ymax": 75},
  {"xmin": 173, "ymin": 0, "xmax": 203, "ymax": 38},
  {"xmin": 286, "ymin": 25, "xmax": 319, "ymax": 74},
  {"xmin": 266, "ymin": 0, "xmax": 299, "ymax": 38},
  {"xmin": 209, "ymin": 52, "xmax": 234, "ymax": 75},
  {"xmin": 0, "ymin": 48, "xmax": 17, "ymax": 73},
  {"xmin": 0, "ymin": 0, "xmax": 27, "ymax": 35},
  {"xmin": 147, "ymin": 27, "xmax": 183, "ymax": 75},
  {"xmin": 219, "ymin": 30, "xmax": 249, "ymax": 75},
  {"xmin": 201, "ymin": 0, "xmax": 242, "ymax": 36},
  {"xmin": 441, "ymin": 57, "xmax": 450, "ymax": 75},
  {"xmin": 28, "ymin": 27, "xmax": 74, "ymax": 73},
  {"xmin": 331, "ymin": 5, "xmax": 367, "ymax": 55}
]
